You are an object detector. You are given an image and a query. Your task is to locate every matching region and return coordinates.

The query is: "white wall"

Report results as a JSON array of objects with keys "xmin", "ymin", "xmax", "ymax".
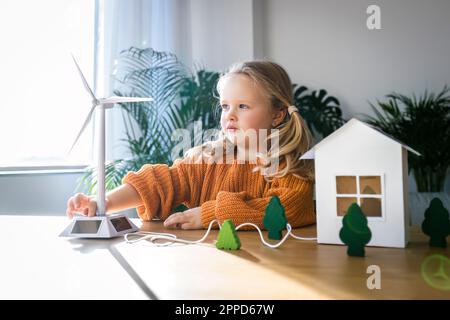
[
  {"xmin": 190, "ymin": 0, "xmax": 255, "ymax": 71},
  {"xmin": 260, "ymin": 0, "xmax": 450, "ymax": 119}
]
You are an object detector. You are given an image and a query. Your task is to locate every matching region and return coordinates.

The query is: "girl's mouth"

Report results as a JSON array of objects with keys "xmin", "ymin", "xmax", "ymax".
[{"xmin": 226, "ymin": 125, "xmax": 238, "ymax": 132}]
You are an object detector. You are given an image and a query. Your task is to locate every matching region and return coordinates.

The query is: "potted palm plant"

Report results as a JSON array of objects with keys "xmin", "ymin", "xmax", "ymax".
[
  {"xmin": 293, "ymin": 84, "xmax": 345, "ymax": 141},
  {"xmin": 76, "ymin": 47, "xmax": 220, "ymax": 196},
  {"xmin": 365, "ymin": 86, "xmax": 450, "ymax": 223}
]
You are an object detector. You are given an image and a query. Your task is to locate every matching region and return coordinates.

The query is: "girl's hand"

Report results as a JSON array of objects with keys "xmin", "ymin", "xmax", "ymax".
[
  {"xmin": 66, "ymin": 193, "xmax": 98, "ymax": 219},
  {"xmin": 163, "ymin": 207, "xmax": 203, "ymax": 230}
]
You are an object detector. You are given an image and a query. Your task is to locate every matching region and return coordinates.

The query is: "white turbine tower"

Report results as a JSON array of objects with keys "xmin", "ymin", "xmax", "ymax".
[{"xmin": 60, "ymin": 55, "xmax": 153, "ymax": 238}]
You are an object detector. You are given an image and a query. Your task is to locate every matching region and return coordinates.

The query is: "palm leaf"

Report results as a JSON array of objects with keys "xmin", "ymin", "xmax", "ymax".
[
  {"xmin": 366, "ymin": 86, "xmax": 450, "ymax": 191},
  {"xmin": 293, "ymin": 84, "xmax": 345, "ymax": 140},
  {"xmin": 77, "ymin": 47, "xmax": 220, "ymax": 192}
]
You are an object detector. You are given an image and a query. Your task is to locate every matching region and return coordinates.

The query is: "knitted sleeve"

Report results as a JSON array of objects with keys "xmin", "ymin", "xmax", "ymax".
[
  {"xmin": 121, "ymin": 160, "xmax": 192, "ymax": 221},
  {"xmin": 200, "ymin": 175, "xmax": 315, "ymax": 229}
]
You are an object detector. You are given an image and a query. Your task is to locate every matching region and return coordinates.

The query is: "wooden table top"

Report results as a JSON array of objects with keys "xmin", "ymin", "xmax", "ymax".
[
  {"xmin": 116, "ymin": 220, "xmax": 450, "ymax": 299},
  {"xmin": 1, "ymin": 215, "xmax": 448, "ymax": 299},
  {"xmin": 0, "ymin": 215, "xmax": 147, "ymax": 299}
]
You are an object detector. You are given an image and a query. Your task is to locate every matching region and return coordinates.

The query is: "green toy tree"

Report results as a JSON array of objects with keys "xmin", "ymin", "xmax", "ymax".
[
  {"xmin": 421, "ymin": 198, "xmax": 450, "ymax": 248},
  {"xmin": 216, "ymin": 219, "xmax": 241, "ymax": 250},
  {"xmin": 339, "ymin": 203, "xmax": 372, "ymax": 257},
  {"xmin": 263, "ymin": 196, "xmax": 288, "ymax": 240}
]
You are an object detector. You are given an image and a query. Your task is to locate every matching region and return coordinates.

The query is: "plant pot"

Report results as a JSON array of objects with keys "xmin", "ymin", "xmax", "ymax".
[{"xmin": 409, "ymin": 192, "xmax": 450, "ymax": 225}]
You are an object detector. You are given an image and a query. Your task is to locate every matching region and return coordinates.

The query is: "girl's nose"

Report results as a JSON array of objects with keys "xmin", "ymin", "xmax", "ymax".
[{"xmin": 225, "ymin": 106, "xmax": 238, "ymax": 121}]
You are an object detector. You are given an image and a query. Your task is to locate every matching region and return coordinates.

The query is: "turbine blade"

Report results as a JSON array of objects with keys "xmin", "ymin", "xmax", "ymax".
[
  {"xmin": 100, "ymin": 96, "xmax": 153, "ymax": 104},
  {"xmin": 71, "ymin": 53, "xmax": 97, "ymax": 101},
  {"xmin": 68, "ymin": 104, "xmax": 97, "ymax": 155}
]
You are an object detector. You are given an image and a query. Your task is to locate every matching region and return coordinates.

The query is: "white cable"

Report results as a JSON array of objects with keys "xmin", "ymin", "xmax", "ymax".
[
  {"xmin": 235, "ymin": 222, "xmax": 292, "ymax": 248},
  {"xmin": 125, "ymin": 220, "xmax": 221, "ymax": 246},
  {"xmin": 125, "ymin": 231, "xmax": 177, "ymax": 246},
  {"xmin": 288, "ymin": 224, "xmax": 317, "ymax": 240},
  {"xmin": 124, "ymin": 220, "xmax": 316, "ymax": 247}
]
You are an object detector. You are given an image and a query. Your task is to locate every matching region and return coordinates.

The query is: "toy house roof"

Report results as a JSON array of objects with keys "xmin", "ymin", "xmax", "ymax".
[{"xmin": 300, "ymin": 118, "xmax": 421, "ymax": 160}]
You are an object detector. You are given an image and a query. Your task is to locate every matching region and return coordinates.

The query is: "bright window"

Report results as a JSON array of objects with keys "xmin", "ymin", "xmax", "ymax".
[
  {"xmin": 336, "ymin": 175, "xmax": 384, "ymax": 217},
  {"xmin": 0, "ymin": 0, "xmax": 96, "ymax": 167}
]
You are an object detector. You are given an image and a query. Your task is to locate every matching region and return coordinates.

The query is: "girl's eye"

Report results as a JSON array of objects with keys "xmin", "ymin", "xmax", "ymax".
[{"xmin": 220, "ymin": 104, "xmax": 249, "ymax": 110}]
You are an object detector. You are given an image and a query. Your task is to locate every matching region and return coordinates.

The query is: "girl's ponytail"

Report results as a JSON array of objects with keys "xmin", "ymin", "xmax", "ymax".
[{"xmin": 257, "ymin": 106, "xmax": 314, "ymax": 181}]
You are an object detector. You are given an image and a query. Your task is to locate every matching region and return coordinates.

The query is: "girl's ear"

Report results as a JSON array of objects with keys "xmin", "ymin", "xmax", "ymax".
[{"xmin": 272, "ymin": 108, "xmax": 287, "ymax": 127}]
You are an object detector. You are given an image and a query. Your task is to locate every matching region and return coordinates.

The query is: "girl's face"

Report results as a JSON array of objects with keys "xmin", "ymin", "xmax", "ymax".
[{"xmin": 219, "ymin": 74, "xmax": 285, "ymax": 149}]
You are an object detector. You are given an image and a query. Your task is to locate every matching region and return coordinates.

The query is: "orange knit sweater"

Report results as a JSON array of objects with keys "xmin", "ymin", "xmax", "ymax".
[{"xmin": 122, "ymin": 159, "xmax": 316, "ymax": 229}]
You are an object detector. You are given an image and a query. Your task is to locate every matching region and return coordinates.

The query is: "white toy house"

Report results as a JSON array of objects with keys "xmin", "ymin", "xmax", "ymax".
[{"xmin": 300, "ymin": 118, "xmax": 420, "ymax": 248}]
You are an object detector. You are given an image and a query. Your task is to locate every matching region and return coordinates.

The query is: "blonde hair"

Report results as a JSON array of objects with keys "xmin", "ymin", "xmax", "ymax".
[{"xmin": 184, "ymin": 60, "xmax": 314, "ymax": 181}]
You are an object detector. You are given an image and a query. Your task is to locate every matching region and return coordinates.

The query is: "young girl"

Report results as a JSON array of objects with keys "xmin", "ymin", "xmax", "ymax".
[{"xmin": 66, "ymin": 61, "xmax": 315, "ymax": 230}]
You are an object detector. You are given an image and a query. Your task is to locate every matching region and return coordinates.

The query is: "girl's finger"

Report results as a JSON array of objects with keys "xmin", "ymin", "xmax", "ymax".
[
  {"xmin": 87, "ymin": 200, "xmax": 97, "ymax": 217},
  {"xmin": 164, "ymin": 218, "xmax": 182, "ymax": 228},
  {"xmin": 73, "ymin": 194, "xmax": 82, "ymax": 208},
  {"xmin": 74, "ymin": 193, "xmax": 89, "ymax": 208},
  {"xmin": 67, "ymin": 198, "xmax": 73, "ymax": 209},
  {"xmin": 164, "ymin": 212, "xmax": 183, "ymax": 223},
  {"xmin": 67, "ymin": 198, "xmax": 76, "ymax": 212},
  {"xmin": 164, "ymin": 212, "xmax": 189, "ymax": 228},
  {"xmin": 66, "ymin": 208, "xmax": 73, "ymax": 219},
  {"xmin": 181, "ymin": 222, "xmax": 194, "ymax": 230},
  {"xmin": 73, "ymin": 210, "xmax": 87, "ymax": 217}
]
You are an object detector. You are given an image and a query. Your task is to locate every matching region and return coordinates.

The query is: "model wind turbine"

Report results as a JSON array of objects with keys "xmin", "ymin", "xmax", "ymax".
[{"xmin": 60, "ymin": 55, "xmax": 153, "ymax": 238}]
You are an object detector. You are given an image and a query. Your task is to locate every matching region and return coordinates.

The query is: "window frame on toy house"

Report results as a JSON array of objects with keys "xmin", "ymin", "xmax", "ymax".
[{"xmin": 334, "ymin": 173, "xmax": 386, "ymax": 221}]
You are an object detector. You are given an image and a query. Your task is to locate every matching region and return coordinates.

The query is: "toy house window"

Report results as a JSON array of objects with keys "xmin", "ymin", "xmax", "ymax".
[{"xmin": 336, "ymin": 175, "xmax": 383, "ymax": 217}]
